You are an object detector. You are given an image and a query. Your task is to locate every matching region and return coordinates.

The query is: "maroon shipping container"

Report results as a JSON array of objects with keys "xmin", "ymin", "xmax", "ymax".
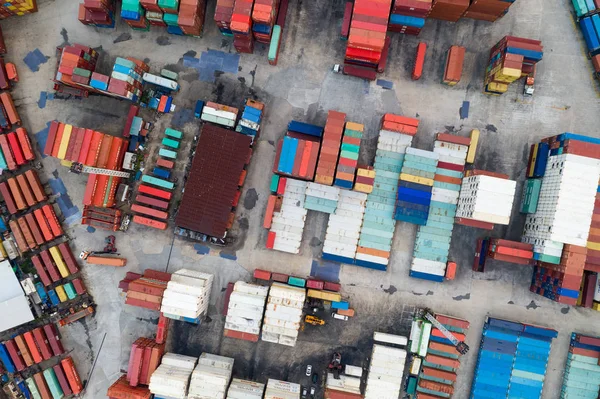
[
  {"xmin": 0, "ymin": 25, "xmax": 7, "ymax": 55},
  {"xmin": 72, "ymin": 278, "xmax": 87, "ymax": 295},
  {"xmin": 324, "ymin": 281, "xmax": 341, "ymax": 292},
  {"xmin": 32, "ymin": 255, "xmax": 52, "ymax": 287},
  {"xmin": 25, "ymin": 213, "xmax": 45, "ymax": 246},
  {"xmin": 271, "ymin": 272, "xmax": 289, "ymax": 283},
  {"xmin": 377, "ymin": 36, "xmax": 391, "ymax": 73},
  {"xmin": 576, "ymin": 333, "xmax": 600, "ymax": 347},
  {"xmin": 135, "ymin": 194, "xmax": 169, "ymax": 210},
  {"xmin": 0, "ymin": 58, "xmax": 10, "ymax": 90},
  {"xmin": 343, "ymin": 64, "xmax": 377, "ymax": 81},
  {"xmin": 43, "ymin": 121, "xmax": 59, "ymax": 156},
  {"xmin": 307, "ymin": 280, "xmax": 324, "ymax": 290},
  {"xmin": 143, "ymin": 269, "xmax": 171, "ymax": 282},
  {"xmin": 58, "ymin": 242, "xmax": 79, "ymax": 274},
  {"xmin": 32, "ymin": 327, "xmax": 53, "ymax": 361},
  {"xmin": 53, "ymin": 364, "xmax": 73, "ymax": 396},
  {"xmin": 40, "ymin": 250, "xmax": 61, "ymax": 282},
  {"xmin": 0, "ymin": 181, "xmax": 17, "ymax": 214},
  {"xmin": 43, "ymin": 324, "xmax": 65, "ymax": 356},
  {"xmin": 4, "ymin": 339, "xmax": 25, "ymax": 371},
  {"xmin": 276, "ymin": 0, "xmax": 289, "ymax": 27},
  {"xmin": 223, "ymin": 282, "xmax": 234, "ymax": 316},
  {"xmin": 341, "ymin": 2, "xmax": 352, "ymax": 39}
]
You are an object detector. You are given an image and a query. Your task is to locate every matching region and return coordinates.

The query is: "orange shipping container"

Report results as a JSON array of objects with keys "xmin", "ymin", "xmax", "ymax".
[
  {"xmin": 418, "ymin": 379, "xmax": 454, "ymax": 395},
  {"xmin": 14, "ymin": 335, "xmax": 33, "ymax": 367},
  {"xmin": 9, "ymin": 219, "xmax": 28, "ymax": 252},
  {"xmin": 86, "ymin": 255, "xmax": 127, "ymax": 266},
  {"xmin": 34, "ymin": 208, "xmax": 54, "ymax": 242},
  {"xmin": 25, "ymin": 170, "xmax": 47, "ymax": 202},
  {"xmin": 61, "ymin": 357, "xmax": 83, "ymax": 394},
  {"xmin": 33, "ymin": 372, "xmax": 52, "ymax": 399},
  {"xmin": 425, "ymin": 354, "xmax": 460, "ymax": 369},
  {"xmin": 264, "ymin": 195, "xmax": 276, "ymax": 228},
  {"xmin": 85, "ymin": 131, "xmax": 103, "ymax": 166},
  {"xmin": 18, "ymin": 217, "xmax": 37, "ymax": 250},
  {"xmin": 51, "ymin": 123, "xmax": 65, "ymax": 158},
  {"xmin": 96, "ymin": 134, "xmax": 113, "ymax": 168},
  {"xmin": 16, "ymin": 174, "xmax": 36, "ymax": 207},
  {"xmin": 23, "ymin": 331, "xmax": 43, "ymax": 364},
  {"xmin": 7, "ymin": 177, "xmax": 27, "ymax": 210},
  {"xmin": 16, "ymin": 127, "xmax": 35, "ymax": 161}
]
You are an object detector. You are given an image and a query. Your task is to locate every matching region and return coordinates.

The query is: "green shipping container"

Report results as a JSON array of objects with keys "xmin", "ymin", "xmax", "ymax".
[
  {"xmin": 165, "ymin": 128, "xmax": 183, "ymax": 139},
  {"xmin": 520, "ymin": 178, "xmax": 542, "ymax": 214},
  {"xmin": 161, "ymin": 69, "xmax": 178, "ymax": 80},
  {"xmin": 25, "ymin": 378, "xmax": 42, "ymax": 399},
  {"xmin": 268, "ymin": 25, "xmax": 282, "ymax": 61},
  {"xmin": 158, "ymin": 148, "xmax": 177, "ymax": 159},
  {"xmin": 287, "ymin": 276, "xmax": 306, "ymax": 288},
  {"xmin": 270, "ymin": 174, "xmax": 280, "ymax": 193},
  {"xmin": 142, "ymin": 175, "xmax": 175, "ymax": 190},
  {"xmin": 64, "ymin": 282, "xmax": 77, "ymax": 300},
  {"xmin": 162, "ymin": 138, "xmax": 180, "ymax": 149},
  {"xmin": 158, "ymin": 0, "xmax": 179, "ymax": 10},
  {"xmin": 163, "ymin": 12, "xmax": 179, "ymax": 26},
  {"xmin": 73, "ymin": 68, "xmax": 92, "ymax": 78},
  {"xmin": 42, "ymin": 368, "xmax": 64, "ymax": 399},
  {"xmin": 407, "ymin": 376, "xmax": 417, "ymax": 394}
]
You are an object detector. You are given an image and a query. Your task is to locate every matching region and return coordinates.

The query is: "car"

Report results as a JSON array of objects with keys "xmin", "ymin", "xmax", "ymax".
[
  {"xmin": 332, "ymin": 312, "xmax": 348, "ymax": 321},
  {"xmin": 312, "ymin": 373, "xmax": 318, "ymax": 384},
  {"xmin": 310, "ymin": 387, "xmax": 316, "ymax": 397},
  {"xmin": 301, "ymin": 387, "xmax": 307, "ymax": 398},
  {"xmin": 306, "ymin": 365, "xmax": 312, "ymax": 376}
]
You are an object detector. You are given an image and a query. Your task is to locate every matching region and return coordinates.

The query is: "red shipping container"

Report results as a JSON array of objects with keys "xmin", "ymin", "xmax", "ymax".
[
  {"xmin": 253, "ymin": 269, "xmax": 272, "ymax": 280},
  {"xmin": 7, "ymin": 131, "xmax": 26, "ymax": 165},
  {"xmin": 61, "ymin": 357, "xmax": 83, "ymax": 394},
  {"xmin": 306, "ymin": 280, "xmax": 325, "ymax": 290},
  {"xmin": 156, "ymin": 313, "xmax": 169, "ymax": 344},
  {"xmin": 34, "ymin": 208, "xmax": 54, "ymax": 242},
  {"xmin": 72, "ymin": 278, "xmax": 87, "ymax": 295},
  {"xmin": 16, "ymin": 127, "xmax": 34, "ymax": 161},
  {"xmin": 4, "ymin": 339, "xmax": 25, "ymax": 371},
  {"xmin": 32, "ymin": 255, "xmax": 52, "ymax": 287},
  {"xmin": 23, "ymin": 332, "xmax": 43, "ymax": 364},
  {"xmin": 58, "ymin": 242, "xmax": 79, "ymax": 274},
  {"xmin": 324, "ymin": 281, "xmax": 341, "ymax": 292}
]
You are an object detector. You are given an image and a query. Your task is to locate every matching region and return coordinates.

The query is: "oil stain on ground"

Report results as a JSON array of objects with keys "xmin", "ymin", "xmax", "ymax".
[
  {"xmin": 243, "ymin": 189, "xmax": 258, "ymax": 210},
  {"xmin": 452, "ymin": 293, "xmax": 471, "ymax": 301},
  {"xmin": 113, "ymin": 33, "xmax": 132, "ymax": 44},
  {"xmin": 156, "ymin": 36, "xmax": 171, "ymax": 46}
]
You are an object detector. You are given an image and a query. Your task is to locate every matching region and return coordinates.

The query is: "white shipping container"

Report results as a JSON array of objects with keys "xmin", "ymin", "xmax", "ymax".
[
  {"xmin": 142, "ymin": 72, "xmax": 179, "ymax": 90},
  {"xmin": 227, "ymin": 379, "xmax": 265, "ymax": 399},
  {"xmin": 373, "ymin": 332, "xmax": 408, "ymax": 346},
  {"xmin": 344, "ymin": 365, "xmax": 363, "ymax": 378}
]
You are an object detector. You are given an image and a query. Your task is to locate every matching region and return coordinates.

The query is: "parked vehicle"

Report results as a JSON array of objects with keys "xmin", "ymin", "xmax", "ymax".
[{"xmin": 305, "ymin": 365, "xmax": 312, "ymax": 376}]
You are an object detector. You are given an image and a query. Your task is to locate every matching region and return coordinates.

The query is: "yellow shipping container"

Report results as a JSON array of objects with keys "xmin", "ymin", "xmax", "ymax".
[
  {"xmin": 307, "ymin": 289, "xmax": 342, "ymax": 302},
  {"xmin": 487, "ymin": 82, "xmax": 508, "ymax": 93},
  {"xmin": 345, "ymin": 122, "xmax": 364, "ymax": 132},
  {"xmin": 400, "ymin": 173, "xmax": 434, "ymax": 186},
  {"xmin": 466, "ymin": 129, "xmax": 479, "ymax": 164},
  {"xmin": 49, "ymin": 246, "xmax": 70, "ymax": 278},
  {"xmin": 357, "ymin": 168, "xmax": 375, "ymax": 178},
  {"xmin": 587, "ymin": 242, "xmax": 600, "ymax": 251},
  {"xmin": 55, "ymin": 285, "xmax": 67, "ymax": 302},
  {"xmin": 354, "ymin": 183, "xmax": 373, "ymax": 193},
  {"xmin": 56, "ymin": 124, "xmax": 72, "ymax": 160}
]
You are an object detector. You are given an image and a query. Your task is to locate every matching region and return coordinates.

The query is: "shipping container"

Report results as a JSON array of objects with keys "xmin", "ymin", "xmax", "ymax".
[
  {"xmin": 60, "ymin": 357, "xmax": 82, "ymax": 394},
  {"xmin": 33, "ymin": 373, "xmax": 52, "ymax": 399},
  {"xmin": 43, "ymin": 324, "xmax": 65, "ymax": 356},
  {"xmin": 42, "ymin": 368, "xmax": 64, "ymax": 399},
  {"xmin": 132, "ymin": 215, "xmax": 168, "ymax": 230},
  {"xmin": 31, "ymin": 328, "xmax": 52, "ymax": 361},
  {"xmin": 23, "ymin": 332, "xmax": 42, "ymax": 364},
  {"xmin": 86, "ymin": 255, "xmax": 127, "ymax": 266},
  {"xmin": 14, "ymin": 335, "xmax": 34, "ymax": 367},
  {"xmin": 138, "ymin": 184, "xmax": 172, "ymax": 200}
]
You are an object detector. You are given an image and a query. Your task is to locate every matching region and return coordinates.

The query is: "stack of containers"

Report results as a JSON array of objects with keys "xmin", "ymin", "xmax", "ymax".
[
  {"xmin": 121, "ymin": 0, "xmax": 150, "ymax": 31},
  {"xmin": 484, "ymin": 36, "xmax": 543, "ymax": 95},
  {"xmin": 388, "ymin": 0, "xmax": 431, "ymax": 35},
  {"xmin": 188, "ymin": 353, "xmax": 234, "ymax": 399},
  {"xmin": 427, "ymin": 0, "xmax": 469, "ymax": 21},
  {"xmin": 364, "ymin": 343, "xmax": 406, "ymax": 399},
  {"xmin": 214, "ymin": 0, "xmax": 234, "ymax": 34},
  {"xmin": 268, "ymin": 25, "xmax": 282, "ymax": 65},
  {"xmin": 531, "ymin": 245, "xmax": 587, "ymax": 305},
  {"xmin": 160, "ymin": 269, "xmax": 213, "ymax": 323},
  {"xmin": 456, "ymin": 171, "xmax": 517, "ymax": 226},
  {"xmin": 354, "ymin": 166, "xmax": 375, "ymax": 193},
  {"xmin": 201, "ymin": 102, "xmax": 239, "ymax": 128},
  {"xmin": 123, "ymin": 269, "xmax": 171, "ymax": 311},
  {"xmin": 108, "ymin": 375, "xmax": 151, "ymax": 399},
  {"xmin": 0, "ymin": 0, "xmax": 37, "ymax": 19},
  {"xmin": 443, "ymin": 45, "xmax": 465, "ymax": 86},
  {"xmin": 149, "ymin": 353, "xmax": 197, "ymax": 399},
  {"xmin": 267, "ymin": 178, "xmax": 308, "ymax": 254},
  {"xmin": 252, "ymin": 0, "xmax": 278, "ymax": 43},
  {"xmin": 139, "ymin": 0, "xmax": 166, "ymax": 27},
  {"xmin": 415, "ymin": 314, "xmax": 469, "ymax": 398},
  {"xmin": 126, "ymin": 338, "xmax": 165, "ymax": 386},
  {"xmin": 178, "ymin": 0, "xmax": 206, "ymax": 36},
  {"xmin": 261, "ymin": 282, "xmax": 306, "ymax": 347},
  {"xmin": 522, "ymin": 152, "xmax": 600, "ymax": 264},
  {"xmin": 410, "ymin": 134, "xmax": 468, "ymax": 281},
  {"xmin": 579, "ymin": 14, "xmax": 600, "ymax": 61},
  {"xmin": 560, "ymin": 333, "xmax": 600, "ymax": 398},
  {"xmin": 344, "ymin": 0, "xmax": 392, "ymax": 74},
  {"xmin": 326, "ymin": 373, "xmax": 362, "ymax": 398},
  {"xmin": 304, "ymin": 183, "xmax": 339, "ymax": 214},
  {"xmin": 334, "ymin": 122, "xmax": 363, "ymax": 189},
  {"xmin": 227, "ymin": 379, "xmax": 265, "ymax": 399},
  {"xmin": 470, "ymin": 317, "xmax": 557, "ymax": 399},
  {"xmin": 355, "ymin": 114, "xmax": 417, "ymax": 270},
  {"xmin": 78, "ymin": 0, "xmax": 116, "ymax": 27},
  {"xmin": 55, "ymin": 44, "xmax": 99, "ymax": 90},
  {"xmin": 224, "ymin": 281, "xmax": 268, "ymax": 342},
  {"xmin": 265, "ymin": 379, "xmax": 301, "ymax": 399},
  {"xmin": 158, "ymin": 0, "xmax": 179, "ymax": 13},
  {"xmin": 133, "ymin": 127, "xmax": 182, "ymax": 229},
  {"xmin": 395, "ymin": 148, "xmax": 438, "ymax": 225},
  {"xmin": 274, "ymin": 129, "xmax": 322, "ymax": 181},
  {"xmin": 479, "ymin": 238, "xmax": 534, "ymax": 266},
  {"xmin": 235, "ymin": 99, "xmax": 265, "ymax": 140},
  {"xmin": 315, "ymin": 111, "xmax": 346, "ymax": 186},
  {"xmin": 323, "ymin": 190, "xmax": 368, "ymax": 264},
  {"xmin": 231, "ymin": 0, "xmax": 255, "ymax": 53},
  {"xmin": 108, "ymin": 57, "xmax": 147, "ymax": 101},
  {"xmin": 585, "ymin": 180, "xmax": 600, "ymax": 274},
  {"xmin": 463, "ymin": 0, "xmax": 516, "ymax": 21}
]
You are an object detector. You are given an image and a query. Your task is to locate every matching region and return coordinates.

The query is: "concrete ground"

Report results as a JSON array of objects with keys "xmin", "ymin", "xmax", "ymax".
[{"xmin": 2, "ymin": 0, "xmax": 600, "ymax": 397}]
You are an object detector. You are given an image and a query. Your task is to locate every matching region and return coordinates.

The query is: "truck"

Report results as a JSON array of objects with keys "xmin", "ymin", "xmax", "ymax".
[
  {"xmin": 58, "ymin": 306, "xmax": 94, "ymax": 327},
  {"xmin": 524, "ymin": 65, "xmax": 536, "ymax": 96}
]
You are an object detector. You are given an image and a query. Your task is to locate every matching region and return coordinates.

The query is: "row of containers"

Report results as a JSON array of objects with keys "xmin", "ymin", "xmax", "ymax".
[
  {"xmin": 405, "ymin": 312, "xmax": 470, "ymax": 398},
  {"xmin": 574, "ymin": 1, "xmax": 600, "ymax": 78},
  {"xmin": 520, "ymin": 132, "xmax": 600, "ymax": 311},
  {"xmin": 0, "ymin": 0, "xmax": 37, "ymax": 19},
  {"xmin": 130, "ymin": 127, "xmax": 185, "ymax": 230},
  {"xmin": 41, "ymin": 121, "xmax": 129, "ymax": 210}
]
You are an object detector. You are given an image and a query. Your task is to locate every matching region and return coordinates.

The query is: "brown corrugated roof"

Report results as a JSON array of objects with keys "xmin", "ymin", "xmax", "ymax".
[{"xmin": 175, "ymin": 124, "xmax": 252, "ymax": 237}]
